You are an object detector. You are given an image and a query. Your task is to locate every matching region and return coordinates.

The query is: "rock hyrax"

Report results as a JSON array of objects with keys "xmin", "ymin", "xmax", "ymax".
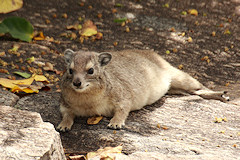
[{"xmin": 57, "ymin": 49, "xmax": 228, "ymax": 131}]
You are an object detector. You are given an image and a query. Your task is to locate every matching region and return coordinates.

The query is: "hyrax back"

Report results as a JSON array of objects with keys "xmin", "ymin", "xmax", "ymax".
[{"xmin": 57, "ymin": 49, "xmax": 228, "ymax": 131}]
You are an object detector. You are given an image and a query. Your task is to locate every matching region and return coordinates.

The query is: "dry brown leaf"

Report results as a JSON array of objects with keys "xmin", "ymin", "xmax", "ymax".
[
  {"xmin": 34, "ymin": 31, "xmax": 45, "ymax": 41},
  {"xmin": 178, "ymin": 64, "xmax": 183, "ymax": 70},
  {"xmin": 95, "ymin": 32, "xmax": 103, "ymax": 40},
  {"xmin": 87, "ymin": 116, "xmax": 103, "ymax": 125},
  {"xmin": 0, "ymin": 51, "xmax": 6, "ymax": 57},
  {"xmin": 43, "ymin": 62, "xmax": 54, "ymax": 71}
]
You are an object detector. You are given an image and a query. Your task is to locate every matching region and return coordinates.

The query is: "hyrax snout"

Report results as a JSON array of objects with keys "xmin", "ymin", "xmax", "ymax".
[{"xmin": 57, "ymin": 49, "xmax": 229, "ymax": 132}]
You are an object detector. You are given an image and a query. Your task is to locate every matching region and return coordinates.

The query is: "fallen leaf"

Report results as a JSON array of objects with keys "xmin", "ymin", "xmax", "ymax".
[
  {"xmin": 114, "ymin": 17, "xmax": 127, "ymax": 23},
  {"xmin": 0, "ymin": 51, "xmax": 5, "ymax": 57},
  {"xmin": 188, "ymin": 9, "xmax": 198, "ymax": 16},
  {"xmin": 219, "ymin": 130, "xmax": 225, "ymax": 134},
  {"xmin": 0, "ymin": 17, "xmax": 33, "ymax": 42},
  {"xmin": 45, "ymin": 19, "xmax": 50, "ymax": 24},
  {"xmin": 87, "ymin": 116, "xmax": 103, "ymax": 125},
  {"xmin": 162, "ymin": 3, "xmax": 169, "ymax": 8},
  {"xmin": 222, "ymin": 117, "xmax": 228, "ymax": 122},
  {"xmin": 0, "ymin": 0, "xmax": 23, "ymax": 13},
  {"xmin": 113, "ymin": 41, "xmax": 118, "ymax": 46},
  {"xmin": 43, "ymin": 62, "xmax": 54, "ymax": 71},
  {"xmin": 33, "ymin": 31, "xmax": 45, "ymax": 40},
  {"xmin": 9, "ymin": 44, "xmax": 20, "ymax": 53},
  {"xmin": 114, "ymin": 3, "xmax": 123, "ymax": 7},
  {"xmin": 211, "ymin": 31, "xmax": 216, "ymax": 36},
  {"xmin": 225, "ymin": 82, "xmax": 230, "ymax": 87},
  {"xmin": 14, "ymin": 71, "xmax": 31, "ymax": 78},
  {"xmin": 97, "ymin": 13, "xmax": 102, "ymax": 19},
  {"xmin": 0, "ymin": 69, "xmax": 9, "ymax": 74},
  {"xmin": 214, "ymin": 117, "xmax": 223, "ymax": 123},
  {"xmin": 187, "ymin": 37, "xmax": 193, "ymax": 42},
  {"xmin": 181, "ymin": 11, "xmax": 187, "ymax": 15},
  {"xmin": 26, "ymin": 56, "xmax": 35, "ymax": 64},
  {"xmin": 0, "ymin": 74, "xmax": 49, "ymax": 93},
  {"xmin": 162, "ymin": 126, "xmax": 169, "ymax": 130},
  {"xmin": 224, "ymin": 29, "xmax": 231, "ymax": 34},
  {"xmin": 201, "ymin": 56, "xmax": 210, "ymax": 63},
  {"xmin": 52, "ymin": 13, "xmax": 57, "ymax": 18},
  {"xmin": 178, "ymin": 64, "xmax": 183, "ymax": 70},
  {"xmin": 62, "ymin": 13, "xmax": 68, "ymax": 18},
  {"xmin": 0, "ymin": 58, "xmax": 8, "ymax": 66},
  {"xmin": 95, "ymin": 32, "xmax": 103, "ymax": 40},
  {"xmin": 173, "ymin": 48, "xmax": 178, "ymax": 53},
  {"xmin": 112, "ymin": 8, "xmax": 117, "ymax": 13},
  {"xmin": 125, "ymin": 26, "xmax": 130, "ymax": 32},
  {"xmin": 170, "ymin": 27, "xmax": 176, "ymax": 32},
  {"xmin": 66, "ymin": 24, "xmax": 79, "ymax": 30},
  {"xmin": 34, "ymin": 74, "xmax": 49, "ymax": 83},
  {"xmin": 80, "ymin": 20, "xmax": 97, "ymax": 37},
  {"xmin": 166, "ymin": 50, "xmax": 170, "ymax": 54}
]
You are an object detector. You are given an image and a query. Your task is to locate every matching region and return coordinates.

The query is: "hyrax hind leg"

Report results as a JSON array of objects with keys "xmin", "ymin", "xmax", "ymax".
[{"xmin": 168, "ymin": 67, "xmax": 229, "ymax": 102}]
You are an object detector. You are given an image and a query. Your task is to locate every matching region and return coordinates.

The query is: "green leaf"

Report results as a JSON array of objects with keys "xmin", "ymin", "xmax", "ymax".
[
  {"xmin": 114, "ymin": 17, "xmax": 127, "ymax": 23},
  {"xmin": 114, "ymin": 3, "xmax": 123, "ymax": 7},
  {"xmin": 0, "ymin": 16, "xmax": 33, "ymax": 42},
  {"xmin": 13, "ymin": 71, "xmax": 31, "ymax": 78}
]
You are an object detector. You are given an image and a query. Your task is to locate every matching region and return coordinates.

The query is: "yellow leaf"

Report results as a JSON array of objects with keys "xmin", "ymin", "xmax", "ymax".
[
  {"xmin": 81, "ymin": 28, "xmax": 97, "ymax": 36},
  {"xmin": 34, "ymin": 74, "xmax": 49, "ymax": 83},
  {"xmin": 187, "ymin": 37, "xmax": 193, "ymax": 42},
  {"xmin": 87, "ymin": 116, "xmax": 103, "ymax": 125},
  {"xmin": 215, "ymin": 117, "xmax": 223, "ymax": 123},
  {"xmin": 0, "ymin": 74, "xmax": 49, "ymax": 93},
  {"xmin": 188, "ymin": 9, "xmax": 198, "ymax": 16},
  {"xmin": 178, "ymin": 64, "xmax": 183, "ymax": 70},
  {"xmin": 0, "ymin": 0, "xmax": 23, "ymax": 13},
  {"xmin": 0, "ymin": 78, "xmax": 19, "ymax": 88},
  {"xmin": 80, "ymin": 20, "xmax": 98, "ymax": 37},
  {"xmin": 11, "ymin": 85, "xmax": 39, "ymax": 93}
]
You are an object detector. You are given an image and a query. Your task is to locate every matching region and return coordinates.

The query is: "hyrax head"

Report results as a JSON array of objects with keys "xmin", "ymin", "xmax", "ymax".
[{"xmin": 64, "ymin": 49, "xmax": 112, "ymax": 92}]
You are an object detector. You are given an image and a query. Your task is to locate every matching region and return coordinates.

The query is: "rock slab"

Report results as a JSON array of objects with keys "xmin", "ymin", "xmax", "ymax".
[
  {"xmin": 0, "ymin": 105, "xmax": 66, "ymax": 160},
  {"xmin": 16, "ymin": 92, "xmax": 240, "ymax": 159}
]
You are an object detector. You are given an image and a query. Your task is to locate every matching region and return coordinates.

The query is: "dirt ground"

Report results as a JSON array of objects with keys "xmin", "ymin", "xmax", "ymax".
[
  {"xmin": 0, "ymin": 0, "xmax": 240, "ymax": 156},
  {"xmin": 0, "ymin": 0, "xmax": 239, "ymax": 98}
]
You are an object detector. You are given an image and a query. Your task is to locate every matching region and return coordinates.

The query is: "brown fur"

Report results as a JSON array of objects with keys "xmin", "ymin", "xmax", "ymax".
[{"xmin": 57, "ymin": 49, "xmax": 228, "ymax": 131}]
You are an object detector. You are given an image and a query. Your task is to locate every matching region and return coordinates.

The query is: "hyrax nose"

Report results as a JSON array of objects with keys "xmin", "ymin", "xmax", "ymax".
[{"xmin": 73, "ymin": 80, "xmax": 81, "ymax": 87}]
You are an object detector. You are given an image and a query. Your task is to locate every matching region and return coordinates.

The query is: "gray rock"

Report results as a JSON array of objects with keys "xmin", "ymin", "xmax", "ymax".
[
  {"xmin": 0, "ymin": 105, "xmax": 66, "ymax": 160},
  {"xmin": 16, "ymin": 92, "xmax": 240, "ymax": 159},
  {"xmin": 0, "ymin": 89, "xmax": 19, "ymax": 106}
]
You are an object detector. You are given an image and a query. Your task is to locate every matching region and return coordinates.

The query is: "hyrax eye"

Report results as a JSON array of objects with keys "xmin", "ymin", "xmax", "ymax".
[
  {"xmin": 87, "ymin": 68, "xmax": 94, "ymax": 74},
  {"xmin": 69, "ymin": 68, "xmax": 73, "ymax": 74}
]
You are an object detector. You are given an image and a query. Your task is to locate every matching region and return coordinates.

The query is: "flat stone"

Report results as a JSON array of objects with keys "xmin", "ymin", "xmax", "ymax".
[
  {"xmin": 0, "ymin": 89, "xmax": 19, "ymax": 107},
  {"xmin": 16, "ymin": 92, "xmax": 240, "ymax": 159},
  {"xmin": 0, "ymin": 105, "xmax": 66, "ymax": 160}
]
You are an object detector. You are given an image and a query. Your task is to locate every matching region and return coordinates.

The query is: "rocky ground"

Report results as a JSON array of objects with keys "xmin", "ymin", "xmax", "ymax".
[{"xmin": 0, "ymin": 0, "xmax": 240, "ymax": 159}]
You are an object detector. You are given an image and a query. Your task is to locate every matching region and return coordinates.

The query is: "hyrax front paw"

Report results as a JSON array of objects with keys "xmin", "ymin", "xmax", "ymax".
[
  {"xmin": 107, "ymin": 118, "xmax": 125, "ymax": 130},
  {"xmin": 57, "ymin": 119, "xmax": 74, "ymax": 132}
]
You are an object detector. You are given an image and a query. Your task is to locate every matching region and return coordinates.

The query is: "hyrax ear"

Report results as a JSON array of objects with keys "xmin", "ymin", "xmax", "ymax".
[
  {"xmin": 64, "ymin": 49, "xmax": 75, "ymax": 65},
  {"xmin": 98, "ymin": 52, "xmax": 112, "ymax": 66}
]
